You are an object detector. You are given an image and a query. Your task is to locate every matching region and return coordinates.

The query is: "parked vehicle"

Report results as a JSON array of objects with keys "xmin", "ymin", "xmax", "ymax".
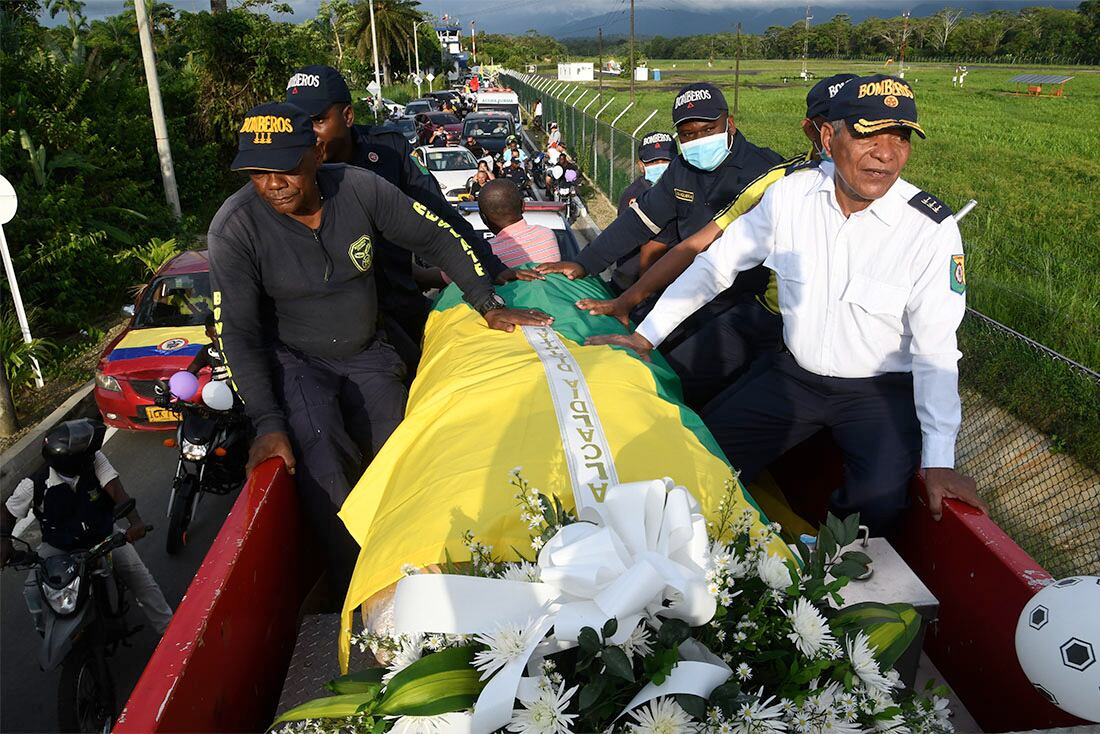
[
  {"xmin": 418, "ymin": 111, "xmax": 462, "ymax": 144},
  {"xmin": 461, "ymin": 111, "xmax": 515, "ymax": 155},
  {"xmin": 425, "ymin": 90, "xmax": 464, "ymax": 113},
  {"xmin": 403, "ymin": 98, "xmax": 440, "ymax": 116},
  {"xmin": 458, "ymin": 201, "xmax": 582, "ymax": 261},
  {"xmin": 475, "ymin": 88, "xmax": 522, "ymax": 125},
  {"xmin": 94, "ymin": 251, "xmax": 211, "ymax": 431},
  {"xmin": 384, "ymin": 115, "xmax": 417, "ymax": 146},
  {"xmin": 412, "ymin": 145, "xmax": 479, "ymax": 202},
  {"xmin": 154, "ymin": 379, "xmax": 248, "ymax": 555},
  {"xmin": 380, "ymin": 98, "xmax": 404, "ymax": 117},
  {"xmin": 7, "ymin": 500, "xmax": 150, "ymax": 733}
]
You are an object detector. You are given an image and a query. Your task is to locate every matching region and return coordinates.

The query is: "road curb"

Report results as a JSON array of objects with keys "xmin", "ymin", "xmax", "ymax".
[{"xmin": 0, "ymin": 380, "xmax": 98, "ymax": 498}]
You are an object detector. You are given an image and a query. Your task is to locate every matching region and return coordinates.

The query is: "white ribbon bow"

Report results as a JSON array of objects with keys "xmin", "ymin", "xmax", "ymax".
[{"xmin": 391, "ymin": 479, "xmax": 730, "ymax": 733}]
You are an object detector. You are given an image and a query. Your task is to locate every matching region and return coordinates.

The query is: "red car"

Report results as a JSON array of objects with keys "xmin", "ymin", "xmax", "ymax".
[{"xmin": 95, "ymin": 250, "xmax": 213, "ymax": 430}]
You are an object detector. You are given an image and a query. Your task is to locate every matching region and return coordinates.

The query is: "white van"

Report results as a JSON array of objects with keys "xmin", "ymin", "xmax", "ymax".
[{"xmin": 475, "ymin": 89, "xmax": 522, "ymax": 126}]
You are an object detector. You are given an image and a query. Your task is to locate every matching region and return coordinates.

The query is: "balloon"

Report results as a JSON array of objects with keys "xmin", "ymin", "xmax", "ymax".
[
  {"xmin": 168, "ymin": 371, "xmax": 199, "ymax": 401},
  {"xmin": 551, "ymin": 165, "xmax": 564, "ymax": 179},
  {"xmin": 1015, "ymin": 576, "xmax": 1100, "ymax": 722},
  {"xmin": 565, "ymin": 169, "xmax": 578, "ymax": 183},
  {"xmin": 201, "ymin": 380, "xmax": 235, "ymax": 412}
]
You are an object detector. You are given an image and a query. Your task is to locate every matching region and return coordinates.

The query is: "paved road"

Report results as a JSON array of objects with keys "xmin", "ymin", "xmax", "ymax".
[{"xmin": 1, "ymin": 428, "xmax": 239, "ymax": 733}]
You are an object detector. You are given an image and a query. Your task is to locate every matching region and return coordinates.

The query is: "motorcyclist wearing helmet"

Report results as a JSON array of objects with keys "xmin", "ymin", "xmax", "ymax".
[
  {"xmin": 547, "ymin": 121, "xmax": 561, "ymax": 148},
  {"xmin": 502, "ymin": 138, "xmax": 527, "ymax": 167},
  {"xmin": 1, "ymin": 419, "xmax": 173, "ymax": 634}
]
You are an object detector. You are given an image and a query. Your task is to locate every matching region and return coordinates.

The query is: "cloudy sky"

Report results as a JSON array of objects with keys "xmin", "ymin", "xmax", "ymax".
[{"xmin": 58, "ymin": 0, "xmax": 919, "ymax": 33}]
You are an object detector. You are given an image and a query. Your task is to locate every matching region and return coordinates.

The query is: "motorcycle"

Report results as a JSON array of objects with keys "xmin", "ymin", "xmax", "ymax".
[
  {"xmin": 154, "ymin": 378, "xmax": 248, "ymax": 555},
  {"xmin": 530, "ymin": 152, "xmax": 547, "ymax": 192},
  {"xmin": 549, "ymin": 164, "xmax": 579, "ymax": 221},
  {"xmin": 5, "ymin": 500, "xmax": 150, "ymax": 733}
]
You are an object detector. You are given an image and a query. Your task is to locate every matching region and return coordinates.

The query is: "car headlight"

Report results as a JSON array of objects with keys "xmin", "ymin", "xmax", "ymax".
[
  {"xmin": 181, "ymin": 439, "xmax": 208, "ymax": 461},
  {"xmin": 42, "ymin": 576, "xmax": 80, "ymax": 615},
  {"xmin": 95, "ymin": 371, "xmax": 121, "ymax": 392}
]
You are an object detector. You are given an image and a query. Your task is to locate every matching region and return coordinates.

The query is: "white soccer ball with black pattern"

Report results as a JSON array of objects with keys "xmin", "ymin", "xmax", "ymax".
[{"xmin": 1015, "ymin": 575, "xmax": 1100, "ymax": 722}]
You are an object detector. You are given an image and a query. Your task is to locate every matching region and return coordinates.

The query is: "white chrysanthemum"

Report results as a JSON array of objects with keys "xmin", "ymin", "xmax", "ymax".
[
  {"xmin": 931, "ymin": 696, "xmax": 953, "ymax": 727},
  {"xmin": 383, "ymin": 633, "xmax": 423, "ymax": 683},
  {"xmin": 389, "ymin": 712, "xmax": 469, "ymax": 734},
  {"xmin": 507, "ymin": 680, "xmax": 577, "ymax": 734},
  {"xmin": 473, "ymin": 620, "xmax": 540, "ymax": 680},
  {"xmin": 731, "ymin": 693, "xmax": 787, "ymax": 734},
  {"xmin": 845, "ymin": 633, "xmax": 895, "ymax": 696},
  {"xmin": 757, "ymin": 554, "xmax": 792, "ymax": 590},
  {"xmin": 736, "ymin": 662, "xmax": 753, "ymax": 681},
  {"xmin": 629, "ymin": 697, "xmax": 697, "ymax": 734},
  {"xmin": 785, "ymin": 598, "xmax": 835, "ymax": 658},
  {"xmin": 873, "ymin": 714, "xmax": 911, "ymax": 734},
  {"xmin": 500, "ymin": 562, "xmax": 542, "ymax": 583},
  {"xmin": 619, "ymin": 623, "xmax": 655, "ymax": 661}
]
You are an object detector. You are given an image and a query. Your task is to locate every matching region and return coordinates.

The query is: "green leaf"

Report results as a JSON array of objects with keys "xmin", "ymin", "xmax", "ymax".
[
  {"xmin": 831, "ymin": 560, "xmax": 867, "ymax": 580},
  {"xmin": 657, "ymin": 618, "xmax": 690, "ymax": 648},
  {"xmin": 376, "ymin": 647, "xmax": 485, "ymax": 716},
  {"xmin": 326, "ymin": 667, "xmax": 385, "ymax": 695},
  {"xmin": 675, "ymin": 694, "xmax": 707, "ymax": 719},
  {"xmin": 602, "ymin": 617, "xmax": 619, "ymax": 640},
  {"xmin": 841, "ymin": 550, "xmax": 872, "ymax": 566},
  {"xmin": 826, "ymin": 513, "xmax": 849, "ymax": 547},
  {"xmin": 817, "ymin": 525, "xmax": 837, "ymax": 564},
  {"xmin": 579, "ymin": 677, "xmax": 607, "ymax": 710},
  {"xmin": 831, "ymin": 602, "xmax": 922, "ymax": 670},
  {"xmin": 709, "ymin": 679, "xmax": 741, "ymax": 716},
  {"xmin": 539, "ymin": 494, "xmax": 557, "ymax": 527},
  {"xmin": 269, "ymin": 693, "xmax": 379, "ymax": 729},
  {"xmin": 842, "ymin": 513, "xmax": 862, "ymax": 547},
  {"xmin": 601, "ymin": 646, "xmax": 635, "ymax": 682},
  {"xmin": 578, "ymin": 626, "xmax": 602, "ymax": 654},
  {"xmin": 795, "ymin": 536, "xmax": 812, "ymax": 566}
]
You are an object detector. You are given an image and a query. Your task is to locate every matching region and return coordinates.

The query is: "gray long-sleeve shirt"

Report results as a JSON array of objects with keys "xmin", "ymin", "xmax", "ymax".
[{"xmin": 207, "ymin": 164, "xmax": 495, "ymax": 436}]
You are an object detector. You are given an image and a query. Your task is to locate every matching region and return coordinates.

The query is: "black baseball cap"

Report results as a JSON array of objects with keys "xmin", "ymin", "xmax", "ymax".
[
  {"xmin": 805, "ymin": 73, "xmax": 858, "ymax": 119},
  {"xmin": 671, "ymin": 82, "xmax": 728, "ymax": 126},
  {"xmin": 285, "ymin": 65, "xmax": 352, "ymax": 117},
  {"xmin": 231, "ymin": 102, "xmax": 317, "ymax": 172},
  {"xmin": 830, "ymin": 74, "xmax": 926, "ymax": 138},
  {"xmin": 638, "ymin": 131, "xmax": 674, "ymax": 163}
]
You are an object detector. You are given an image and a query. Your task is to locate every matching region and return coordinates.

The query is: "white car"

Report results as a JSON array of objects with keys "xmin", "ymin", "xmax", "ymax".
[
  {"xmin": 457, "ymin": 201, "xmax": 582, "ymax": 261},
  {"xmin": 382, "ymin": 98, "xmax": 405, "ymax": 117},
  {"xmin": 413, "ymin": 146, "xmax": 479, "ymax": 202}
]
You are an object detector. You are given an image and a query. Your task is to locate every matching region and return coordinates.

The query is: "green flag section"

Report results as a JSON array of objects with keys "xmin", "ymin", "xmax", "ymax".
[{"xmin": 338, "ymin": 271, "xmax": 782, "ymax": 670}]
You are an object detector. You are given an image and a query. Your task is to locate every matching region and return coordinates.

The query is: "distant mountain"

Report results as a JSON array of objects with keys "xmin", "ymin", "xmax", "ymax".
[{"xmin": 551, "ymin": 1, "xmax": 1080, "ymax": 39}]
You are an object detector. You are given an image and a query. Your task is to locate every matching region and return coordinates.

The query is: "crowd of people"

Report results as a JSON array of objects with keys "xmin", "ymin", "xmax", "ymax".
[{"xmin": 2, "ymin": 64, "xmax": 991, "ymax": 617}]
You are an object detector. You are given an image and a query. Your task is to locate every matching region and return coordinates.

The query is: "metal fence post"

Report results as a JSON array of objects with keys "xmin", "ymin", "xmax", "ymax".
[{"xmin": 592, "ymin": 97, "xmax": 615, "ymax": 187}]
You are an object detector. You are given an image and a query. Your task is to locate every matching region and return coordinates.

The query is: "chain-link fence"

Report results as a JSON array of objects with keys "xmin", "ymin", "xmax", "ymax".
[
  {"xmin": 504, "ymin": 70, "xmax": 1100, "ymax": 579},
  {"xmin": 508, "ymin": 72, "xmax": 641, "ymax": 207}
]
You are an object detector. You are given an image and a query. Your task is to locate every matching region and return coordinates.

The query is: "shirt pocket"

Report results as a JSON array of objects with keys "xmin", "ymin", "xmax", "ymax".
[{"xmin": 841, "ymin": 273, "xmax": 909, "ymax": 319}]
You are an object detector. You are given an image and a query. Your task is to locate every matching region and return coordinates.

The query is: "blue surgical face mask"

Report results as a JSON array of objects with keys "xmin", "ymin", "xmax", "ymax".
[
  {"xmin": 679, "ymin": 124, "xmax": 731, "ymax": 171},
  {"xmin": 811, "ymin": 120, "xmax": 832, "ymax": 161},
  {"xmin": 643, "ymin": 162, "xmax": 668, "ymax": 184}
]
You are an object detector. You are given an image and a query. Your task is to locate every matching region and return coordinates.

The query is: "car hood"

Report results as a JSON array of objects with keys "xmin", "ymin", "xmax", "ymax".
[
  {"xmin": 99, "ymin": 326, "xmax": 206, "ymax": 377},
  {"xmin": 430, "ymin": 169, "xmax": 477, "ymax": 192}
]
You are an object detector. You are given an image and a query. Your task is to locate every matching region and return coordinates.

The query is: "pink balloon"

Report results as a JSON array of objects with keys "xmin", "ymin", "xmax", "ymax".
[
  {"xmin": 168, "ymin": 370, "xmax": 199, "ymax": 401},
  {"xmin": 565, "ymin": 169, "xmax": 578, "ymax": 183}
]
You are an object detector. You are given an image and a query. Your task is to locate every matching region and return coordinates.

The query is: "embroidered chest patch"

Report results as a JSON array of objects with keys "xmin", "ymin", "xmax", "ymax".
[
  {"xmin": 950, "ymin": 254, "xmax": 966, "ymax": 294},
  {"xmin": 674, "ymin": 188, "xmax": 695, "ymax": 203},
  {"xmin": 348, "ymin": 235, "xmax": 374, "ymax": 272}
]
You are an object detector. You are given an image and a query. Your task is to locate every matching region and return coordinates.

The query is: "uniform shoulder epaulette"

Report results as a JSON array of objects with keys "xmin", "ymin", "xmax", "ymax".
[
  {"xmin": 783, "ymin": 158, "xmax": 822, "ymax": 176},
  {"xmin": 908, "ymin": 191, "xmax": 954, "ymax": 224}
]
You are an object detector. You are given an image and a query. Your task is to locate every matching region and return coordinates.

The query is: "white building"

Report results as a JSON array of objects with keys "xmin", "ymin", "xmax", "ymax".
[{"xmin": 557, "ymin": 63, "xmax": 595, "ymax": 82}]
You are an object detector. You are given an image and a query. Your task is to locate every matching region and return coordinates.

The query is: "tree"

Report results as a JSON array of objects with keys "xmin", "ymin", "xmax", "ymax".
[
  {"xmin": 931, "ymin": 8, "xmax": 964, "ymax": 52},
  {"xmin": 349, "ymin": 0, "xmax": 422, "ymax": 86}
]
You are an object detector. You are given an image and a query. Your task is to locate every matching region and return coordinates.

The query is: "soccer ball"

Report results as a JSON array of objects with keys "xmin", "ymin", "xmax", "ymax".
[{"xmin": 1015, "ymin": 576, "xmax": 1100, "ymax": 723}]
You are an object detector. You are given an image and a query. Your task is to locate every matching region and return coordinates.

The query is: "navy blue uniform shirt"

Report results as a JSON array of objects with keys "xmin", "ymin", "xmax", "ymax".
[{"xmin": 576, "ymin": 130, "xmax": 784, "ymax": 275}]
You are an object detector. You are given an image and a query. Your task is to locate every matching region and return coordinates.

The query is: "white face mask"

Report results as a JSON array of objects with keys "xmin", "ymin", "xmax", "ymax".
[
  {"xmin": 679, "ymin": 123, "xmax": 731, "ymax": 171},
  {"xmin": 812, "ymin": 120, "xmax": 831, "ymax": 161}
]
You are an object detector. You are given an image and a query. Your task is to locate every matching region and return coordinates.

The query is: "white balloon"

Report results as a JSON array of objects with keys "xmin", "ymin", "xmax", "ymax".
[
  {"xmin": 201, "ymin": 380, "xmax": 235, "ymax": 412},
  {"xmin": 1015, "ymin": 576, "xmax": 1100, "ymax": 722},
  {"xmin": 551, "ymin": 165, "xmax": 564, "ymax": 179}
]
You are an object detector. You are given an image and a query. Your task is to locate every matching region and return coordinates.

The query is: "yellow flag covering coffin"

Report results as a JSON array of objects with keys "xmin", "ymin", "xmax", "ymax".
[{"xmin": 338, "ymin": 272, "xmax": 780, "ymax": 668}]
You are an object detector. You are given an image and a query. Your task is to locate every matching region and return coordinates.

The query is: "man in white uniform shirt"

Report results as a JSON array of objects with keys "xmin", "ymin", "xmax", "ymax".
[{"xmin": 590, "ymin": 74, "xmax": 988, "ymax": 534}]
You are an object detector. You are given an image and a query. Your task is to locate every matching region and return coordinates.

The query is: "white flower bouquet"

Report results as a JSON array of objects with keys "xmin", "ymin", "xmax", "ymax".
[{"xmin": 274, "ymin": 472, "xmax": 954, "ymax": 734}]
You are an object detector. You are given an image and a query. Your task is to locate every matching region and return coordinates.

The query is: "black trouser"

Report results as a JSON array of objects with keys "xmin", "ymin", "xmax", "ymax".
[
  {"xmin": 663, "ymin": 300, "xmax": 783, "ymax": 409},
  {"xmin": 274, "ymin": 341, "xmax": 408, "ymax": 595},
  {"xmin": 702, "ymin": 352, "xmax": 921, "ymax": 536}
]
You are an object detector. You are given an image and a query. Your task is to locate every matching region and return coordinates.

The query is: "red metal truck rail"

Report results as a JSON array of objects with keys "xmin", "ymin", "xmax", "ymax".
[{"xmin": 114, "ymin": 460, "xmax": 314, "ymax": 733}]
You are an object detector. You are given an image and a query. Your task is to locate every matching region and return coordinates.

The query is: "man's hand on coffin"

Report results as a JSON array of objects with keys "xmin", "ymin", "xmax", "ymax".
[
  {"xmin": 483, "ymin": 307, "xmax": 555, "ymax": 333},
  {"xmin": 247, "ymin": 431, "xmax": 297, "ymax": 476},
  {"xmin": 574, "ymin": 296, "xmax": 630, "ymax": 326},
  {"xmin": 584, "ymin": 331, "xmax": 654, "ymax": 361}
]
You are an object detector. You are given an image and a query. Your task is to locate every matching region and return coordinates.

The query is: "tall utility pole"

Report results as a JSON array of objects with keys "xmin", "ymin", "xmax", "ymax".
[
  {"xmin": 899, "ymin": 11, "xmax": 911, "ymax": 78},
  {"xmin": 598, "ymin": 27, "xmax": 604, "ymax": 100},
  {"xmin": 734, "ymin": 22, "xmax": 742, "ymax": 114},
  {"xmin": 368, "ymin": 0, "xmax": 383, "ymax": 112},
  {"xmin": 629, "ymin": 0, "xmax": 636, "ymax": 102},
  {"xmin": 470, "ymin": 20, "xmax": 477, "ymax": 65},
  {"xmin": 413, "ymin": 19, "xmax": 425, "ymax": 97},
  {"xmin": 134, "ymin": 0, "xmax": 181, "ymax": 219},
  {"xmin": 801, "ymin": 4, "xmax": 813, "ymax": 80}
]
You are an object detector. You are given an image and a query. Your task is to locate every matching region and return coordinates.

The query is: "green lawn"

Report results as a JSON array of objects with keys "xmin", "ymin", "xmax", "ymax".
[{"xmin": 535, "ymin": 59, "xmax": 1100, "ymax": 370}]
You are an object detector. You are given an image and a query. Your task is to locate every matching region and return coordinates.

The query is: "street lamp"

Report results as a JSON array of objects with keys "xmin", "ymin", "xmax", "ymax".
[{"xmin": 413, "ymin": 18, "xmax": 428, "ymax": 97}]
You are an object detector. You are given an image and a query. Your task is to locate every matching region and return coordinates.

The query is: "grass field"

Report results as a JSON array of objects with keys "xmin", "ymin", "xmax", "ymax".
[{"xmin": 532, "ymin": 59, "xmax": 1100, "ymax": 371}]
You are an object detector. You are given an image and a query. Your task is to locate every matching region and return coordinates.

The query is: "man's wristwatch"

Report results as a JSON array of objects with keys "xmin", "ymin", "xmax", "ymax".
[{"xmin": 476, "ymin": 292, "xmax": 507, "ymax": 316}]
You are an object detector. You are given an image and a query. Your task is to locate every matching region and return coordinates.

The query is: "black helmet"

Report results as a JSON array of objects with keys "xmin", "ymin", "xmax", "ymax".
[{"xmin": 42, "ymin": 418, "xmax": 106, "ymax": 477}]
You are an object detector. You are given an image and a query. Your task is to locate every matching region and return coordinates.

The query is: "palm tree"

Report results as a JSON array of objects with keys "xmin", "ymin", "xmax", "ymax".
[{"xmin": 349, "ymin": 0, "xmax": 423, "ymax": 85}]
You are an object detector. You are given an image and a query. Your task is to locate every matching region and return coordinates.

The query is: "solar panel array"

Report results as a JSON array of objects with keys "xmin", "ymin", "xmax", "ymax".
[{"xmin": 1008, "ymin": 74, "xmax": 1075, "ymax": 84}]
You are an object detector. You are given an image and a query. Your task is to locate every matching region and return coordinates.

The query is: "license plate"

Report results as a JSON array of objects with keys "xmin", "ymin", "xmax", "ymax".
[{"xmin": 142, "ymin": 406, "xmax": 179, "ymax": 424}]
